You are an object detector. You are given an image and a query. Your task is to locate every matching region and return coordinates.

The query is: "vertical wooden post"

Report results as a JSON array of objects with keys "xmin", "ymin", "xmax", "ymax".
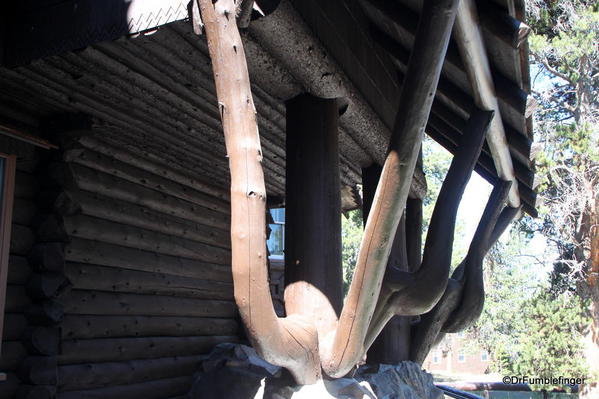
[
  {"xmin": 363, "ymin": 165, "xmax": 410, "ymax": 364},
  {"xmin": 284, "ymin": 93, "xmax": 343, "ymax": 342}
]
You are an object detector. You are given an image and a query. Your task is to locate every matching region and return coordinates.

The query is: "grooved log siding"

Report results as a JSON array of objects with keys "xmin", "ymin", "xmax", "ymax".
[
  {"xmin": 50, "ymin": 135, "xmax": 240, "ymax": 396},
  {"xmin": 0, "ymin": 147, "xmax": 39, "ymax": 398}
]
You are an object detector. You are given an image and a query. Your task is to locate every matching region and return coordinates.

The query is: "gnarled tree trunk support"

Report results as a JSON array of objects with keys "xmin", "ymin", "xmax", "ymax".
[
  {"xmin": 322, "ymin": 0, "xmax": 460, "ymax": 378},
  {"xmin": 363, "ymin": 109, "xmax": 495, "ymax": 353},
  {"xmin": 198, "ymin": 0, "xmax": 320, "ymax": 384},
  {"xmin": 199, "ymin": 0, "xmax": 459, "ymax": 382},
  {"xmin": 285, "ymin": 94, "xmax": 343, "ymax": 350},
  {"xmin": 362, "ymin": 165, "xmax": 411, "ymax": 365}
]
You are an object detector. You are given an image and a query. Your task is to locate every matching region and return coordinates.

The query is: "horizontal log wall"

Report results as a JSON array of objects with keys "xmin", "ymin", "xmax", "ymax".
[
  {"xmin": 33, "ymin": 132, "xmax": 239, "ymax": 397},
  {"xmin": 1, "ymin": 137, "xmax": 39, "ymax": 398}
]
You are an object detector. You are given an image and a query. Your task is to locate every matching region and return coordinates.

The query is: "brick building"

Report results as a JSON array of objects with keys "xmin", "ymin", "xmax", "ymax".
[{"xmin": 423, "ymin": 332, "xmax": 492, "ymax": 377}]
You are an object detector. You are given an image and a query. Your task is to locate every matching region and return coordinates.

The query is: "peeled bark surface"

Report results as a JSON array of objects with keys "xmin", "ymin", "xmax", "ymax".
[
  {"xmin": 198, "ymin": 0, "xmax": 320, "ymax": 383},
  {"xmin": 322, "ymin": 0, "xmax": 460, "ymax": 378},
  {"xmin": 197, "ymin": 0, "xmax": 504, "ymax": 384}
]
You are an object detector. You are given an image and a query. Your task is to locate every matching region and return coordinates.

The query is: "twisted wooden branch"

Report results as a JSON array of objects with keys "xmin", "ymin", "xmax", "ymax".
[{"xmin": 363, "ymin": 109, "xmax": 494, "ymax": 353}]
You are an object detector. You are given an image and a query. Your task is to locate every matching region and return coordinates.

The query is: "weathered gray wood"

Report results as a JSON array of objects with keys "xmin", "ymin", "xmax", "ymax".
[
  {"xmin": 22, "ymin": 327, "xmax": 60, "ymax": 356},
  {"xmin": 26, "ymin": 272, "xmax": 70, "ymax": 300},
  {"xmin": 2, "ymin": 313, "xmax": 28, "ymax": 340},
  {"xmin": 64, "ymin": 263, "xmax": 233, "ymax": 300},
  {"xmin": 28, "ymin": 243, "xmax": 65, "ymax": 273},
  {"xmin": 78, "ymin": 136, "xmax": 229, "ymax": 202},
  {"xmin": 7, "ymin": 255, "xmax": 32, "ymax": 284},
  {"xmin": 61, "ymin": 315, "xmax": 238, "ymax": 340},
  {"xmin": 53, "ymin": 163, "xmax": 231, "ymax": 227},
  {"xmin": 10, "ymin": 224, "xmax": 35, "ymax": 255},
  {"xmin": 61, "ymin": 290, "xmax": 237, "ymax": 318},
  {"xmin": 5, "ymin": 285, "xmax": 30, "ymax": 312},
  {"xmin": 65, "ymin": 237, "xmax": 232, "ymax": 282},
  {"xmin": 0, "ymin": 341, "xmax": 27, "ymax": 371},
  {"xmin": 58, "ymin": 355, "xmax": 204, "ymax": 391},
  {"xmin": 58, "ymin": 335, "xmax": 238, "ymax": 364},
  {"xmin": 53, "ymin": 189, "xmax": 230, "ymax": 247},
  {"xmin": 63, "ymin": 147, "xmax": 230, "ymax": 213},
  {"xmin": 25, "ymin": 300, "xmax": 64, "ymax": 326},
  {"xmin": 18, "ymin": 356, "xmax": 57, "ymax": 385},
  {"xmin": 57, "ymin": 375, "xmax": 192, "ymax": 399},
  {"xmin": 60, "ymin": 214, "xmax": 230, "ymax": 265}
]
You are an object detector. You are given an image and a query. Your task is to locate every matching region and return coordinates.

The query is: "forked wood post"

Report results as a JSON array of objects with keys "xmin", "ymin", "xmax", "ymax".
[{"xmin": 198, "ymin": 0, "xmax": 521, "ymax": 384}]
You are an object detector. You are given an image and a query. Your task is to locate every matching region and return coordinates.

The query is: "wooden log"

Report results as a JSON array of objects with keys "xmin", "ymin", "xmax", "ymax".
[
  {"xmin": 25, "ymin": 300, "xmax": 64, "ymax": 326},
  {"xmin": 26, "ymin": 272, "xmax": 70, "ymax": 300},
  {"xmin": 14, "ymin": 171, "xmax": 38, "ymax": 199},
  {"xmin": 3, "ymin": 314, "xmax": 28, "ymax": 340},
  {"xmin": 18, "ymin": 356, "xmax": 57, "ymax": 385},
  {"xmin": 362, "ymin": 0, "xmax": 529, "ymax": 123},
  {"xmin": 64, "ymin": 263, "xmax": 233, "ymax": 300},
  {"xmin": 5, "ymin": 285, "xmax": 31, "ymax": 312},
  {"xmin": 61, "ymin": 290, "xmax": 237, "ymax": 318},
  {"xmin": 15, "ymin": 385, "xmax": 56, "ymax": 399},
  {"xmin": 477, "ymin": 0, "xmax": 530, "ymax": 49},
  {"xmin": 34, "ymin": 214, "xmax": 69, "ymax": 243},
  {"xmin": 54, "ymin": 163, "xmax": 230, "ymax": 228},
  {"xmin": 56, "ymin": 375, "xmax": 192, "ymax": 399},
  {"xmin": 0, "ymin": 373, "xmax": 21, "ymax": 398},
  {"xmin": 362, "ymin": 165, "xmax": 410, "ymax": 364},
  {"xmin": 10, "ymin": 224, "xmax": 35, "ymax": 255},
  {"xmin": 327, "ymin": 0, "xmax": 460, "ymax": 378},
  {"xmin": 284, "ymin": 94, "xmax": 343, "ymax": 343},
  {"xmin": 60, "ymin": 214, "xmax": 231, "ymax": 265},
  {"xmin": 58, "ymin": 335, "xmax": 238, "ymax": 364},
  {"xmin": 63, "ymin": 147, "xmax": 230, "ymax": 214},
  {"xmin": 65, "ymin": 237, "xmax": 232, "ymax": 282},
  {"xmin": 0, "ymin": 341, "xmax": 27, "ymax": 371},
  {"xmin": 22, "ymin": 327, "xmax": 60, "ymax": 356},
  {"xmin": 7, "ymin": 255, "xmax": 32, "ymax": 284},
  {"xmin": 57, "ymin": 355, "xmax": 205, "ymax": 391},
  {"xmin": 12, "ymin": 198, "xmax": 36, "ymax": 226},
  {"xmin": 55, "ymin": 189, "xmax": 230, "ymax": 247},
  {"xmin": 61, "ymin": 315, "xmax": 238, "ymax": 340},
  {"xmin": 78, "ymin": 136, "xmax": 229, "ymax": 202},
  {"xmin": 27, "ymin": 243, "xmax": 65, "ymax": 273}
]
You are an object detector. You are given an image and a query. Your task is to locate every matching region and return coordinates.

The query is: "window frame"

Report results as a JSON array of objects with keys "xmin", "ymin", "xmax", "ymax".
[
  {"xmin": 457, "ymin": 351, "xmax": 466, "ymax": 363},
  {"xmin": 0, "ymin": 153, "xmax": 16, "ymax": 380}
]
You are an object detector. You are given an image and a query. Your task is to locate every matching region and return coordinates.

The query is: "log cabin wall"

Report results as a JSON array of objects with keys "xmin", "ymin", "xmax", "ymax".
[
  {"xmin": 2, "ymin": 125, "xmax": 244, "ymax": 398},
  {"xmin": 0, "ymin": 136, "xmax": 40, "ymax": 398}
]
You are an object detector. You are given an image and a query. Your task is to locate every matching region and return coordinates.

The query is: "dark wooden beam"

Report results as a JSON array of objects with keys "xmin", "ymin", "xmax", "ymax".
[
  {"xmin": 477, "ymin": 0, "xmax": 531, "ymax": 49},
  {"xmin": 2, "ymin": 0, "xmax": 189, "ymax": 67},
  {"xmin": 362, "ymin": 165, "xmax": 410, "ymax": 364},
  {"xmin": 361, "ymin": 0, "xmax": 530, "ymax": 122},
  {"xmin": 371, "ymin": 26, "xmax": 532, "ymax": 167},
  {"xmin": 285, "ymin": 94, "xmax": 343, "ymax": 339}
]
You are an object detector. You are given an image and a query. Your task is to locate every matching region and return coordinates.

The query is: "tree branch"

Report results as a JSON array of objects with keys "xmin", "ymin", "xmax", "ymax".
[
  {"xmin": 321, "ymin": 0, "xmax": 460, "ymax": 378},
  {"xmin": 198, "ymin": 0, "xmax": 319, "ymax": 383}
]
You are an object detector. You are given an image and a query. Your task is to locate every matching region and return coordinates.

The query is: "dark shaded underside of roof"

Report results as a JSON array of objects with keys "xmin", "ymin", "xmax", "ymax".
[{"xmin": 0, "ymin": 0, "xmax": 536, "ymax": 215}]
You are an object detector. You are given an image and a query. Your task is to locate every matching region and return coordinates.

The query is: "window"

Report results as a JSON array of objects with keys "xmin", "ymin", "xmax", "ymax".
[
  {"xmin": 0, "ymin": 154, "xmax": 16, "ymax": 380},
  {"xmin": 267, "ymin": 208, "xmax": 285, "ymax": 259},
  {"xmin": 481, "ymin": 351, "xmax": 489, "ymax": 362},
  {"xmin": 432, "ymin": 352, "xmax": 441, "ymax": 364},
  {"xmin": 457, "ymin": 351, "xmax": 466, "ymax": 363}
]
